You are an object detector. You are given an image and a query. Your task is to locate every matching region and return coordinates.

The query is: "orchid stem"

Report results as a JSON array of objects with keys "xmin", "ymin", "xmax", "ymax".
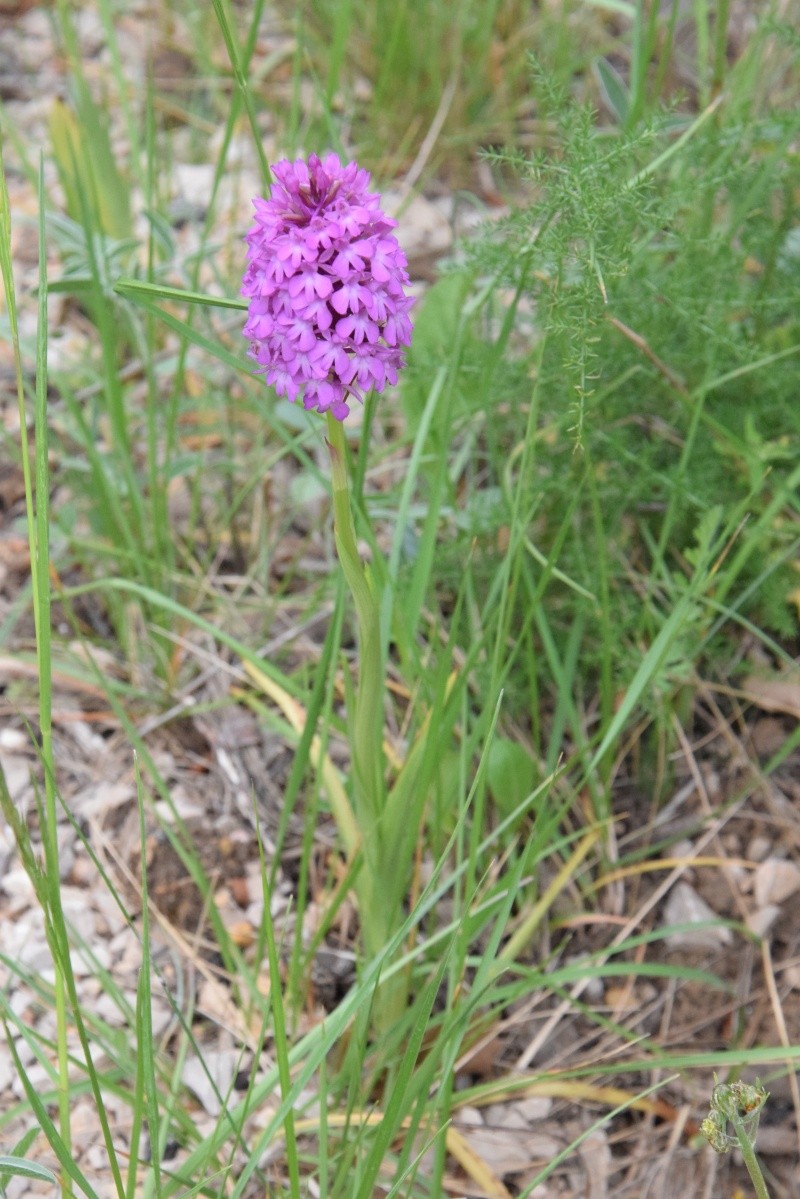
[
  {"xmin": 326, "ymin": 413, "xmax": 385, "ymax": 830},
  {"xmin": 326, "ymin": 413, "xmax": 410, "ymax": 1013}
]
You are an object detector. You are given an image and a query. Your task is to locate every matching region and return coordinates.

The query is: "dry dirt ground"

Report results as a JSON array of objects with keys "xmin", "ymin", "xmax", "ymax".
[
  {"xmin": 1, "ymin": 4, "xmax": 799, "ymax": 1198},
  {"xmin": 2, "ymin": 625, "xmax": 800, "ymax": 1198}
]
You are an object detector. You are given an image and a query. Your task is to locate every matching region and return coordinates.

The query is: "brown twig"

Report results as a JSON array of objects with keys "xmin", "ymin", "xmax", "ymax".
[{"xmin": 606, "ymin": 313, "xmax": 690, "ymax": 397}]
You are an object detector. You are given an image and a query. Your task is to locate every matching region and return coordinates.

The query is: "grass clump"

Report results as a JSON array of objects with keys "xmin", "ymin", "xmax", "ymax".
[
  {"xmin": 417, "ymin": 56, "xmax": 800, "ymax": 797},
  {"xmin": 294, "ymin": 0, "xmax": 536, "ymax": 179}
]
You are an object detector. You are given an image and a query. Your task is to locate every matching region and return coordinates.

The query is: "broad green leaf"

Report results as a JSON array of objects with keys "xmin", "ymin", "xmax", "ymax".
[
  {"xmin": 487, "ymin": 738, "xmax": 536, "ymax": 817},
  {"xmin": 0, "ymin": 1156, "xmax": 58, "ymax": 1184},
  {"xmin": 49, "ymin": 98, "xmax": 131, "ymax": 240},
  {"xmin": 595, "ymin": 57, "xmax": 631, "ymax": 126}
]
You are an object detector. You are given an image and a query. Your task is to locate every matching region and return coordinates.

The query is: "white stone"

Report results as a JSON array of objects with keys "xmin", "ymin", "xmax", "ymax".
[
  {"xmin": 746, "ymin": 835, "xmax": 772, "ymax": 863},
  {"xmin": 454, "ymin": 1104, "xmax": 483, "ymax": 1127},
  {"xmin": 182, "ymin": 1048, "xmax": 240, "ymax": 1117},
  {"xmin": 515, "ymin": 1095, "xmax": 553, "ymax": 1121},
  {"xmin": 785, "ymin": 964, "xmax": 800, "ymax": 989},
  {"xmin": 93, "ymin": 992, "xmax": 129, "ymax": 1028},
  {"xmin": 662, "ymin": 882, "xmax": 733, "ymax": 949},
  {"xmin": 746, "ymin": 905, "xmax": 781, "ymax": 938},
  {"xmin": 70, "ymin": 720, "xmax": 108, "ymax": 759},
  {"xmin": 70, "ymin": 780, "xmax": 134, "ymax": 820},
  {"xmin": 484, "ymin": 1101, "xmax": 527, "ymax": 1130},
  {"xmin": 0, "ymin": 1051, "xmax": 12, "ymax": 1093},
  {"xmin": 753, "ymin": 859, "xmax": 800, "ymax": 907},
  {"xmin": 0, "ymin": 866, "xmax": 37, "ymax": 912},
  {"xmin": 0, "ymin": 728, "xmax": 27, "ymax": 751},
  {"xmin": 383, "ymin": 191, "xmax": 453, "ymax": 260},
  {"xmin": 0, "ymin": 756, "xmax": 32, "ymax": 802},
  {"xmin": 174, "ymin": 162, "xmax": 216, "ymax": 208}
]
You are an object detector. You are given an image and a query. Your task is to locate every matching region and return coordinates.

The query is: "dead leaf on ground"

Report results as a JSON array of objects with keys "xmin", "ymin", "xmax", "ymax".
[{"xmin": 742, "ymin": 675, "xmax": 800, "ymax": 720}]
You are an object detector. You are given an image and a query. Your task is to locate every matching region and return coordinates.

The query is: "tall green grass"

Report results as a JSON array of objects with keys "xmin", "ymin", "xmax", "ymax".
[{"xmin": 0, "ymin": 2, "xmax": 798, "ymax": 1197}]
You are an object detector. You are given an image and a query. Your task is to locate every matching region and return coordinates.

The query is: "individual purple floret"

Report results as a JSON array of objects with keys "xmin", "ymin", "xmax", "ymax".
[{"xmin": 242, "ymin": 154, "xmax": 414, "ymax": 421}]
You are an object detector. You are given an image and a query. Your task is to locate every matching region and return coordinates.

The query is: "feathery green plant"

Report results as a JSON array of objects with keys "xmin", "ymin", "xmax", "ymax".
[{"xmin": 434, "ymin": 54, "xmax": 800, "ymax": 803}]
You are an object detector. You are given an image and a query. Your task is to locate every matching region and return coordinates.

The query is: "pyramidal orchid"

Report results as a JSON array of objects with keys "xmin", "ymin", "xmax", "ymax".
[
  {"xmin": 243, "ymin": 155, "xmax": 419, "ymax": 1035},
  {"xmin": 242, "ymin": 154, "xmax": 414, "ymax": 420}
]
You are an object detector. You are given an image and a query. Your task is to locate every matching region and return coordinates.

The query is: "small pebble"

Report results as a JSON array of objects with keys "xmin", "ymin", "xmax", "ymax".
[
  {"xmin": 747, "ymin": 835, "xmax": 772, "ymax": 863},
  {"xmin": 662, "ymin": 882, "xmax": 733, "ymax": 949},
  {"xmin": 745, "ymin": 905, "xmax": 781, "ymax": 938},
  {"xmin": 753, "ymin": 859, "xmax": 800, "ymax": 907}
]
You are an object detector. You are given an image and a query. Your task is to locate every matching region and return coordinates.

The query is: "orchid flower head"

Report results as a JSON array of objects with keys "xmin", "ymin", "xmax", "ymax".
[{"xmin": 243, "ymin": 154, "xmax": 414, "ymax": 421}]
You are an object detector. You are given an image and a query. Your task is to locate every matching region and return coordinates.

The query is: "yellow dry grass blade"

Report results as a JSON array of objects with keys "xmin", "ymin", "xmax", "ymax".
[
  {"xmin": 240, "ymin": 659, "xmax": 360, "ymax": 858},
  {"xmin": 444, "ymin": 1124, "xmax": 513, "ymax": 1198},
  {"xmin": 499, "ymin": 826, "xmax": 603, "ymax": 964},
  {"xmin": 286, "ymin": 1110, "xmax": 512, "ymax": 1198},
  {"xmin": 48, "ymin": 98, "xmax": 131, "ymax": 240}
]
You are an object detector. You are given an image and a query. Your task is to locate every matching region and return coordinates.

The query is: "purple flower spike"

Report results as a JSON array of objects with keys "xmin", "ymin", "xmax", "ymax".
[{"xmin": 242, "ymin": 154, "xmax": 414, "ymax": 421}]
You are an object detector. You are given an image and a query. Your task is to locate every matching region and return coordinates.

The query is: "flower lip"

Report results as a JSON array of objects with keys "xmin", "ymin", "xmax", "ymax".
[{"xmin": 242, "ymin": 153, "xmax": 414, "ymax": 421}]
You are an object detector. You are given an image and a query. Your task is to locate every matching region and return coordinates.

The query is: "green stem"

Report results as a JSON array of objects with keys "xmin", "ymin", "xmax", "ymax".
[
  {"xmin": 326, "ymin": 413, "xmax": 407, "ymax": 1031},
  {"xmin": 732, "ymin": 1115, "xmax": 770, "ymax": 1199},
  {"xmin": 1, "ymin": 145, "xmax": 72, "ymax": 1184},
  {"xmin": 35, "ymin": 162, "xmax": 72, "ymax": 1180},
  {"xmin": 326, "ymin": 413, "xmax": 385, "ymax": 832},
  {"xmin": 702, "ymin": 1081, "xmax": 771, "ymax": 1199}
]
